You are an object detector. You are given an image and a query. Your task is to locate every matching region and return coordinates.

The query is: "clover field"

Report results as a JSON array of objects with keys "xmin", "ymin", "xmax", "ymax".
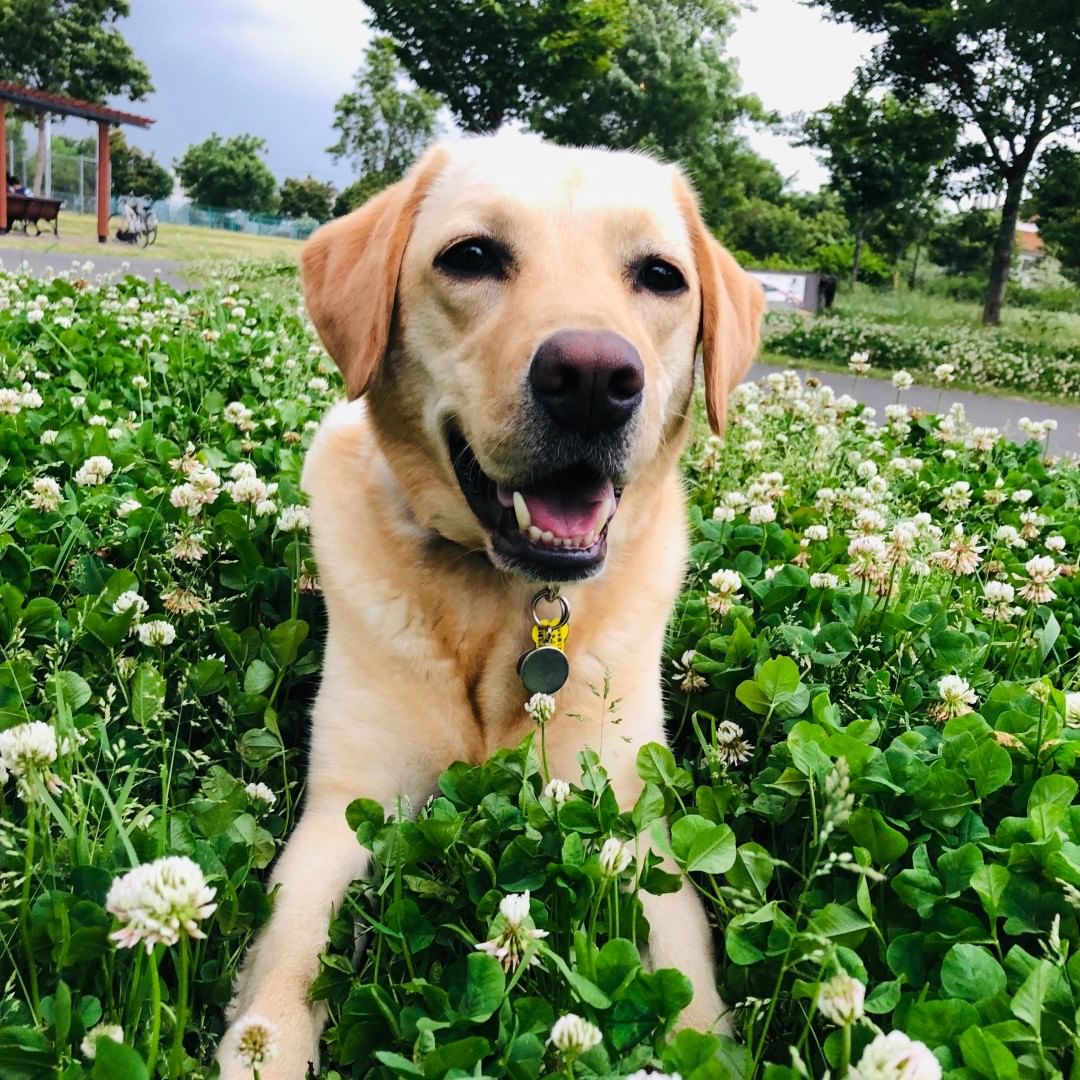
[{"xmin": 1, "ymin": 262, "xmax": 1079, "ymax": 1080}]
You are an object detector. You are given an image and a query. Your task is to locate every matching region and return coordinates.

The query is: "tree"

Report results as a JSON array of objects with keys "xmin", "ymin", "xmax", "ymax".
[
  {"xmin": 1029, "ymin": 148, "xmax": 1080, "ymax": 287},
  {"xmin": 0, "ymin": 0, "xmax": 151, "ymax": 193},
  {"xmin": 928, "ymin": 209, "xmax": 999, "ymax": 278},
  {"xmin": 174, "ymin": 134, "xmax": 278, "ymax": 213},
  {"xmin": 362, "ymin": 0, "xmax": 629, "ymax": 133},
  {"xmin": 108, "ymin": 130, "xmax": 173, "ymax": 201},
  {"xmin": 279, "ymin": 176, "xmax": 334, "ymax": 223},
  {"xmin": 807, "ymin": 0, "xmax": 1080, "ymax": 324},
  {"xmin": 800, "ymin": 90, "xmax": 956, "ymax": 283},
  {"xmin": 327, "ymin": 36, "xmax": 440, "ymax": 199},
  {"xmin": 532, "ymin": 0, "xmax": 772, "ymax": 230}
]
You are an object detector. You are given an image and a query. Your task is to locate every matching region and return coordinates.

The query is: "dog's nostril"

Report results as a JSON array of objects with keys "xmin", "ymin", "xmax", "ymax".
[
  {"xmin": 529, "ymin": 330, "xmax": 644, "ymax": 436},
  {"xmin": 610, "ymin": 363, "xmax": 644, "ymax": 401}
]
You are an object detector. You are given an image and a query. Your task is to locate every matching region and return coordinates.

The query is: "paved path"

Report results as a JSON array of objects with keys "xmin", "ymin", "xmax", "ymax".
[
  {"xmin": 750, "ymin": 362, "xmax": 1080, "ymax": 459},
  {"xmin": 0, "ymin": 247, "xmax": 189, "ymax": 290}
]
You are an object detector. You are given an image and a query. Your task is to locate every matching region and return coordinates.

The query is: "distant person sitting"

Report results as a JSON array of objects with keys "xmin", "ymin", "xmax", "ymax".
[{"xmin": 6, "ymin": 174, "xmax": 31, "ymax": 195}]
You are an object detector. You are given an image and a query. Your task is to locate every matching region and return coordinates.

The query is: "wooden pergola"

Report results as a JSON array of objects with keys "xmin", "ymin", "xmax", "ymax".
[{"xmin": 0, "ymin": 81, "xmax": 154, "ymax": 243}]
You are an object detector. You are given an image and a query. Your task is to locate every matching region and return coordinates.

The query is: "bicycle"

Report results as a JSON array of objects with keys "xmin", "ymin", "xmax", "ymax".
[{"xmin": 110, "ymin": 194, "xmax": 158, "ymax": 247}]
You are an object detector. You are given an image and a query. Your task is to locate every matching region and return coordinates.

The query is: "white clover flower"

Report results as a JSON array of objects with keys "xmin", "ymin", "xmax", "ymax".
[
  {"xmin": 995, "ymin": 525, "xmax": 1026, "ymax": 549},
  {"xmin": 1018, "ymin": 554, "xmax": 1058, "ymax": 604},
  {"xmin": 0, "ymin": 721, "xmax": 63, "ymax": 796},
  {"xmin": 117, "ymin": 498, "xmax": 141, "ymax": 517},
  {"xmin": 107, "ymin": 855, "xmax": 217, "ymax": 953},
  {"xmin": 804, "ymin": 525, "xmax": 829, "ymax": 542},
  {"xmin": 40, "ymin": 429, "xmax": 58, "ymax": 445},
  {"xmin": 713, "ymin": 720, "xmax": 754, "ymax": 766},
  {"xmin": 231, "ymin": 1013, "xmax": 279, "ymax": 1068},
  {"xmin": 713, "ymin": 506, "xmax": 735, "ymax": 522},
  {"xmin": 131, "ymin": 374, "xmax": 149, "ymax": 390},
  {"xmin": 891, "ymin": 370, "xmax": 913, "ymax": 390},
  {"xmin": 224, "ymin": 401, "xmax": 253, "ymax": 426},
  {"xmin": 982, "ymin": 581, "xmax": 1020, "ymax": 622},
  {"xmin": 80, "ymin": 1023, "xmax": 124, "ymax": 1060},
  {"xmin": 810, "ymin": 572, "xmax": 839, "ymax": 590},
  {"xmin": 1012, "ymin": 488, "xmax": 1033, "ymax": 504},
  {"xmin": 1046, "ymin": 535, "xmax": 1066, "ymax": 553},
  {"xmin": 817, "ymin": 972, "xmax": 865, "ymax": 1026},
  {"xmin": 525, "ymin": 693, "xmax": 556, "ymax": 724},
  {"xmin": 27, "ymin": 476, "xmax": 62, "ymax": 512},
  {"xmin": 598, "ymin": 837, "xmax": 633, "ymax": 877},
  {"xmin": 88, "ymin": 414, "xmax": 108, "ymax": 427},
  {"xmin": 626, "ymin": 1072, "xmax": 681, "ymax": 1080},
  {"xmin": 851, "ymin": 1030, "xmax": 940, "ymax": 1080},
  {"xmin": 934, "ymin": 363, "xmax": 955, "ymax": 384},
  {"xmin": 245, "ymin": 781, "xmax": 276, "ymax": 809},
  {"xmin": 749, "ymin": 503, "xmax": 776, "ymax": 525},
  {"xmin": 136, "ymin": 620, "xmax": 176, "ymax": 647},
  {"xmin": 113, "ymin": 590, "xmax": 149, "ymax": 617},
  {"xmin": 307, "ymin": 376, "xmax": 330, "ymax": 393},
  {"xmin": 848, "ymin": 351, "xmax": 871, "ymax": 374},
  {"xmin": 543, "ymin": 778, "xmax": 571, "ymax": 805},
  {"xmin": 0, "ymin": 387, "xmax": 21, "ymax": 413},
  {"xmin": 1066, "ymin": 693, "xmax": 1080, "ymax": 727},
  {"xmin": 74, "ymin": 455, "xmax": 113, "ymax": 486},
  {"xmin": 937, "ymin": 675, "xmax": 976, "ymax": 719},
  {"xmin": 550, "ymin": 1014, "xmax": 603, "ymax": 1056},
  {"xmin": 169, "ymin": 533, "xmax": 208, "ymax": 562},
  {"xmin": 276, "ymin": 504, "xmax": 310, "ymax": 533},
  {"xmin": 475, "ymin": 890, "xmax": 549, "ymax": 972},
  {"xmin": 227, "ymin": 474, "xmax": 271, "ymax": 505}
]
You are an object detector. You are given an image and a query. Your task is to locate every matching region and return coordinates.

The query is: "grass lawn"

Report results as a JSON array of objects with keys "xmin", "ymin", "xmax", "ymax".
[{"xmin": 0, "ymin": 209, "xmax": 303, "ymax": 264}]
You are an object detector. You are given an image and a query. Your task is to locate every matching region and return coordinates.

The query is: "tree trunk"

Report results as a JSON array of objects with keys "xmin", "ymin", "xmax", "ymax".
[
  {"xmin": 907, "ymin": 242, "xmax": 921, "ymax": 291},
  {"xmin": 32, "ymin": 112, "xmax": 47, "ymax": 194},
  {"xmin": 981, "ymin": 173, "xmax": 1026, "ymax": 326},
  {"xmin": 850, "ymin": 224, "xmax": 864, "ymax": 286}
]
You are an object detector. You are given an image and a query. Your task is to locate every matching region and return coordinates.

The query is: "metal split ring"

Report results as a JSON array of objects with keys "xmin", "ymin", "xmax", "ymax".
[{"xmin": 531, "ymin": 586, "xmax": 570, "ymax": 629}]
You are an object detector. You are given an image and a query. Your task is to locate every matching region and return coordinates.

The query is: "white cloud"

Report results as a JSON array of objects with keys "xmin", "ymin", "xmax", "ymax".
[
  {"xmin": 729, "ymin": 0, "xmax": 882, "ymax": 190},
  {"xmin": 222, "ymin": 0, "xmax": 372, "ymax": 101}
]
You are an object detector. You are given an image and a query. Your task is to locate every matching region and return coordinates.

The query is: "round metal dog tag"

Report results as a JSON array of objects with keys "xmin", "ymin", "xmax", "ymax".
[{"xmin": 518, "ymin": 645, "xmax": 570, "ymax": 694}]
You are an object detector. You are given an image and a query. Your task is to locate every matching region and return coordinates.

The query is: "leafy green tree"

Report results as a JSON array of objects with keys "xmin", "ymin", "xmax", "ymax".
[
  {"xmin": 801, "ymin": 90, "xmax": 956, "ymax": 283},
  {"xmin": 928, "ymin": 208, "xmax": 1000, "ymax": 278},
  {"xmin": 363, "ymin": 0, "xmax": 629, "ymax": 133},
  {"xmin": 1029, "ymin": 148, "xmax": 1080, "ymax": 287},
  {"xmin": 0, "ymin": 0, "xmax": 151, "ymax": 193},
  {"xmin": 174, "ymin": 133, "xmax": 278, "ymax": 213},
  {"xmin": 327, "ymin": 36, "xmax": 440, "ymax": 200},
  {"xmin": 532, "ymin": 0, "xmax": 772, "ymax": 231},
  {"xmin": 108, "ymin": 130, "xmax": 172, "ymax": 201},
  {"xmin": 279, "ymin": 176, "xmax": 334, "ymax": 223},
  {"xmin": 807, "ymin": 0, "xmax": 1080, "ymax": 323}
]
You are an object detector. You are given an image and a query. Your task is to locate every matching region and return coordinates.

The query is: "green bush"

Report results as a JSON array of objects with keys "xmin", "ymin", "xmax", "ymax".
[
  {"xmin": 0, "ymin": 267, "xmax": 1078, "ymax": 1078},
  {"xmin": 764, "ymin": 309, "xmax": 1080, "ymax": 398},
  {"xmin": 815, "ymin": 243, "xmax": 892, "ymax": 288}
]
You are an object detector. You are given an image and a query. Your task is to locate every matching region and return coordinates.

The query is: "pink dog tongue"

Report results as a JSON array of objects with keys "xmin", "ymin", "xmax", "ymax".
[{"xmin": 526, "ymin": 476, "xmax": 613, "ymax": 537}]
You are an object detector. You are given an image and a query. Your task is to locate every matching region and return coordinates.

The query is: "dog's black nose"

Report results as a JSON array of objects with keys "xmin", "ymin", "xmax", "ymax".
[{"xmin": 529, "ymin": 330, "xmax": 644, "ymax": 436}]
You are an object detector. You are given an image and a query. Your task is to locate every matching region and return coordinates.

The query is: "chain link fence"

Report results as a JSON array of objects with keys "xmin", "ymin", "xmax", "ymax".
[{"xmin": 6, "ymin": 146, "xmax": 321, "ymax": 239}]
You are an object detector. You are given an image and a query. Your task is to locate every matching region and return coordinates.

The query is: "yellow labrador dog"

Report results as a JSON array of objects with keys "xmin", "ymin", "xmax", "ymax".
[{"xmin": 218, "ymin": 132, "xmax": 763, "ymax": 1078}]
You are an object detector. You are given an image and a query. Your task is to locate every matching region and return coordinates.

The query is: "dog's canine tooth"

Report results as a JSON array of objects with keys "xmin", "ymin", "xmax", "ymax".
[{"xmin": 513, "ymin": 491, "xmax": 531, "ymax": 531}]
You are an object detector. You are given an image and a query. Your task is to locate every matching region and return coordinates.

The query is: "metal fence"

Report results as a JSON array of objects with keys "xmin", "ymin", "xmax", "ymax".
[{"xmin": 7, "ymin": 147, "xmax": 321, "ymax": 240}]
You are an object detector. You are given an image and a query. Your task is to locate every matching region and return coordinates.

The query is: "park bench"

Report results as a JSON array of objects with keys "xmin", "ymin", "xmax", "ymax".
[{"xmin": 5, "ymin": 193, "xmax": 63, "ymax": 236}]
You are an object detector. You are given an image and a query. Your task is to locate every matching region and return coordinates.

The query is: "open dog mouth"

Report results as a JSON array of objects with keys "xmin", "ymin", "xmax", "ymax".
[{"xmin": 447, "ymin": 425, "xmax": 621, "ymax": 580}]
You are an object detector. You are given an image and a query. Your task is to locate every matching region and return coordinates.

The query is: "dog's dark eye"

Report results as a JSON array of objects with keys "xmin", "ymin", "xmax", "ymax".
[
  {"xmin": 637, "ymin": 258, "xmax": 687, "ymax": 295},
  {"xmin": 436, "ymin": 238, "xmax": 507, "ymax": 278}
]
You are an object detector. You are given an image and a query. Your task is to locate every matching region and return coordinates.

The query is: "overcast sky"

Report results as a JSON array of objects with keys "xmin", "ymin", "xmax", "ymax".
[{"xmin": 47, "ymin": 0, "xmax": 879, "ymax": 195}]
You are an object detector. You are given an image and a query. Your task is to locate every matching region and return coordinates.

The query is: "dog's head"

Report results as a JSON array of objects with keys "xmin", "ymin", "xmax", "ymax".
[{"xmin": 302, "ymin": 133, "xmax": 763, "ymax": 582}]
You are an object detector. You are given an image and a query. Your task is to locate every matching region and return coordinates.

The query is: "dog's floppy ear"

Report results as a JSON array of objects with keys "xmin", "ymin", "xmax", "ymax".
[
  {"xmin": 676, "ymin": 179, "xmax": 765, "ymax": 435},
  {"xmin": 301, "ymin": 148, "xmax": 447, "ymax": 399}
]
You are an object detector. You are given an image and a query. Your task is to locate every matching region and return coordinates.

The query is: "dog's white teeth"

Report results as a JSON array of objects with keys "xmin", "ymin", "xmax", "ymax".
[
  {"xmin": 513, "ymin": 490, "xmax": 531, "ymax": 531},
  {"xmin": 606, "ymin": 495, "xmax": 618, "ymax": 524},
  {"xmin": 541, "ymin": 530, "xmax": 555, "ymax": 544},
  {"xmin": 528, "ymin": 525, "xmax": 542, "ymax": 541}
]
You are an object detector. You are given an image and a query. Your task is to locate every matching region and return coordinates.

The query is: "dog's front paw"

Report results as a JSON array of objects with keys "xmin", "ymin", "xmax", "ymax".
[{"xmin": 217, "ymin": 1005, "xmax": 323, "ymax": 1080}]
